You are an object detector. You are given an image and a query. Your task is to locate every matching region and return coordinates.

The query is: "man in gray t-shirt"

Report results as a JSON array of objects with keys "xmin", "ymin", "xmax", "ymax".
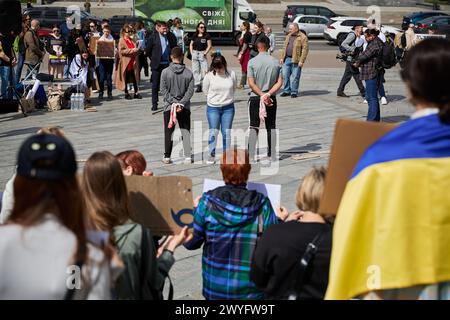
[{"xmin": 247, "ymin": 37, "xmax": 283, "ymax": 162}]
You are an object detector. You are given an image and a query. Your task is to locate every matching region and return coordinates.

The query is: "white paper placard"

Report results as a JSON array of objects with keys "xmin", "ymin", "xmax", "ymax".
[{"xmin": 203, "ymin": 179, "xmax": 281, "ymax": 213}]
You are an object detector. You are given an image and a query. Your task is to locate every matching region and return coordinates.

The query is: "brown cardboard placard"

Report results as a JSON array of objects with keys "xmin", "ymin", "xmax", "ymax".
[
  {"xmin": 319, "ymin": 119, "xmax": 397, "ymax": 216},
  {"xmin": 125, "ymin": 175, "xmax": 194, "ymax": 236},
  {"xmin": 96, "ymin": 40, "xmax": 115, "ymax": 59},
  {"xmin": 76, "ymin": 37, "xmax": 87, "ymax": 53},
  {"xmin": 89, "ymin": 35, "xmax": 100, "ymax": 55}
]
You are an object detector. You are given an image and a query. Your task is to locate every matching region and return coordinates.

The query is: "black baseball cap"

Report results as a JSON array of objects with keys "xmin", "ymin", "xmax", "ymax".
[
  {"xmin": 17, "ymin": 134, "xmax": 77, "ymax": 180},
  {"xmin": 352, "ymin": 22, "xmax": 364, "ymax": 30}
]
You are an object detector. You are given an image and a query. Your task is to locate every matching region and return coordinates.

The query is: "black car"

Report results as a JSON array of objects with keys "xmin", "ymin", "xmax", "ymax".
[
  {"xmin": 282, "ymin": 5, "xmax": 338, "ymax": 28},
  {"xmin": 23, "ymin": 6, "xmax": 102, "ymax": 29},
  {"xmin": 415, "ymin": 15, "xmax": 450, "ymax": 36},
  {"xmin": 401, "ymin": 11, "xmax": 448, "ymax": 30},
  {"xmin": 108, "ymin": 15, "xmax": 155, "ymax": 39}
]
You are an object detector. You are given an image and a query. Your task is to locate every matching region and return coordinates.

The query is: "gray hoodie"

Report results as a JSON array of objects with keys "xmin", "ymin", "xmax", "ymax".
[{"xmin": 160, "ymin": 63, "xmax": 194, "ymax": 112}]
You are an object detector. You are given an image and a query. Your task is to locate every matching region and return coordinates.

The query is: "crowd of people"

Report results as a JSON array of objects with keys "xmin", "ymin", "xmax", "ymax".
[{"xmin": 0, "ymin": 36, "xmax": 449, "ymax": 300}]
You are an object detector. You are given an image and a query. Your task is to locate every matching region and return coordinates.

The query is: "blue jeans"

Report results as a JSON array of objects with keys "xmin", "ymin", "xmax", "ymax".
[
  {"xmin": 206, "ymin": 104, "xmax": 235, "ymax": 157},
  {"xmin": 14, "ymin": 52, "xmax": 25, "ymax": 85},
  {"xmin": 0, "ymin": 66, "xmax": 11, "ymax": 98},
  {"xmin": 282, "ymin": 57, "xmax": 302, "ymax": 95},
  {"xmin": 98, "ymin": 59, "xmax": 114, "ymax": 94},
  {"xmin": 365, "ymin": 76, "xmax": 381, "ymax": 122}
]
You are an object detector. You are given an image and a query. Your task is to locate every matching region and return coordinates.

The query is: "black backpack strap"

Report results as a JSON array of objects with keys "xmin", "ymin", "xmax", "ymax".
[
  {"xmin": 64, "ymin": 260, "xmax": 84, "ymax": 300},
  {"xmin": 287, "ymin": 225, "xmax": 330, "ymax": 300},
  {"xmin": 158, "ymin": 265, "xmax": 174, "ymax": 300}
]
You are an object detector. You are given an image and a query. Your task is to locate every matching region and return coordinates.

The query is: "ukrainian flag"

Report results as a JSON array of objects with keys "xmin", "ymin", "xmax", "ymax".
[{"xmin": 325, "ymin": 113, "xmax": 450, "ymax": 300}]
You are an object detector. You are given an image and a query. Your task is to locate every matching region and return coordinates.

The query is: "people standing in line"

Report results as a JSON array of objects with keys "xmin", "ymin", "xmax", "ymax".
[
  {"xmin": 135, "ymin": 21, "xmax": 149, "ymax": 78},
  {"xmin": 326, "ymin": 38, "xmax": 450, "ymax": 300},
  {"xmin": 251, "ymin": 166, "xmax": 333, "ymax": 300},
  {"xmin": 279, "ymin": 22, "xmax": 309, "ymax": 98},
  {"xmin": 46, "ymin": 25, "xmax": 67, "ymax": 80},
  {"xmin": 203, "ymin": 53, "xmax": 237, "ymax": 164},
  {"xmin": 160, "ymin": 47, "xmax": 194, "ymax": 165},
  {"xmin": 98, "ymin": 26, "xmax": 115, "ymax": 100},
  {"xmin": 249, "ymin": 21, "xmax": 267, "ymax": 60},
  {"xmin": 266, "ymin": 26, "xmax": 276, "ymax": 55},
  {"xmin": 24, "ymin": 19, "xmax": 45, "ymax": 79},
  {"xmin": 337, "ymin": 23, "xmax": 365, "ymax": 99},
  {"xmin": 115, "ymin": 26, "xmax": 142, "ymax": 100},
  {"xmin": 189, "ymin": 22, "xmax": 212, "ymax": 93},
  {"xmin": 82, "ymin": 151, "xmax": 192, "ymax": 299},
  {"xmin": 184, "ymin": 148, "xmax": 279, "ymax": 300},
  {"xmin": 0, "ymin": 134, "xmax": 112, "ymax": 299},
  {"xmin": 171, "ymin": 18, "xmax": 185, "ymax": 54},
  {"xmin": 237, "ymin": 21, "xmax": 252, "ymax": 89},
  {"xmin": 353, "ymin": 29, "xmax": 384, "ymax": 122},
  {"xmin": 146, "ymin": 21, "xmax": 177, "ymax": 110},
  {"xmin": 247, "ymin": 37, "xmax": 283, "ymax": 162},
  {"xmin": 13, "ymin": 15, "xmax": 30, "ymax": 85}
]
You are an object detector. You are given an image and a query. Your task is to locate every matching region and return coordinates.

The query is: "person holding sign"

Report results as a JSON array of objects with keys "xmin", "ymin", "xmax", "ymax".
[
  {"xmin": 82, "ymin": 151, "xmax": 192, "ymax": 300},
  {"xmin": 184, "ymin": 149, "xmax": 279, "ymax": 300},
  {"xmin": 97, "ymin": 26, "xmax": 115, "ymax": 100},
  {"xmin": 326, "ymin": 38, "xmax": 450, "ymax": 300}
]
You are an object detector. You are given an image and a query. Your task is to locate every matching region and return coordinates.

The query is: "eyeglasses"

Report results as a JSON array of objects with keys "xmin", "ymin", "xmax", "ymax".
[
  {"xmin": 199, "ymin": 26, "xmax": 205, "ymax": 29},
  {"xmin": 53, "ymin": 29, "xmax": 59, "ymax": 32},
  {"xmin": 90, "ymin": 25, "xmax": 96, "ymax": 28}
]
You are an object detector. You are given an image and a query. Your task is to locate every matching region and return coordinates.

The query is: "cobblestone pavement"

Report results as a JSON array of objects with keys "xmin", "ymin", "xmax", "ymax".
[{"xmin": 0, "ymin": 65, "xmax": 412, "ymax": 299}]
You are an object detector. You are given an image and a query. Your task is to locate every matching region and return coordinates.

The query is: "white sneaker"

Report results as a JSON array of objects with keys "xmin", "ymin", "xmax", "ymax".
[
  {"xmin": 184, "ymin": 157, "xmax": 192, "ymax": 164},
  {"xmin": 162, "ymin": 157, "xmax": 171, "ymax": 164},
  {"xmin": 206, "ymin": 156, "xmax": 215, "ymax": 164},
  {"xmin": 363, "ymin": 99, "xmax": 368, "ymax": 104},
  {"xmin": 381, "ymin": 97, "xmax": 388, "ymax": 105}
]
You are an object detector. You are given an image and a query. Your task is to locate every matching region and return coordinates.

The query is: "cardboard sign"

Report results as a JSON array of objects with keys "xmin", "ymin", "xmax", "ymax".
[
  {"xmin": 203, "ymin": 179, "xmax": 281, "ymax": 213},
  {"xmin": 96, "ymin": 40, "xmax": 115, "ymax": 59},
  {"xmin": 125, "ymin": 175, "xmax": 194, "ymax": 236},
  {"xmin": 319, "ymin": 119, "xmax": 397, "ymax": 216},
  {"xmin": 89, "ymin": 35, "xmax": 100, "ymax": 55},
  {"xmin": 76, "ymin": 37, "xmax": 86, "ymax": 52}
]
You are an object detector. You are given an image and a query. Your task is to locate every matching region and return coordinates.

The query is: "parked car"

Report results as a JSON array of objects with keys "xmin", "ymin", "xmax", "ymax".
[
  {"xmin": 108, "ymin": 15, "xmax": 154, "ymax": 39},
  {"xmin": 282, "ymin": 5, "xmax": 338, "ymax": 28},
  {"xmin": 284, "ymin": 15, "xmax": 329, "ymax": 38},
  {"xmin": 324, "ymin": 17, "xmax": 399, "ymax": 45},
  {"xmin": 415, "ymin": 15, "xmax": 450, "ymax": 36},
  {"xmin": 23, "ymin": 6, "xmax": 102, "ymax": 29},
  {"xmin": 402, "ymin": 11, "xmax": 448, "ymax": 30}
]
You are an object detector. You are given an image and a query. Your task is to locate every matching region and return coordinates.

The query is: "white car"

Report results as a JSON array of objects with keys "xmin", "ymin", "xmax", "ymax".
[
  {"xmin": 324, "ymin": 16, "xmax": 400, "ymax": 44},
  {"xmin": 284, "ymin": 15, "xmax": 330, "ymax": 38}
]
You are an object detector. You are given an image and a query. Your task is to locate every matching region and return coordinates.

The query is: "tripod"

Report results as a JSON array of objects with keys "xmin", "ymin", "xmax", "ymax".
[{"xmin": 0, "ymin": 63, "xmax": 27, "ymax": 117}]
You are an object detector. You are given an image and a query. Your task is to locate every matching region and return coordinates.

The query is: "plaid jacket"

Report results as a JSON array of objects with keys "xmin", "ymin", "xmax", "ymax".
[
  {"xmin": 357, "ymin": 37, "xmax": 383, "ymax": 81},
  {"xmin": 184, "ymin": 185, "xmax": 278, "ymax": 300}
]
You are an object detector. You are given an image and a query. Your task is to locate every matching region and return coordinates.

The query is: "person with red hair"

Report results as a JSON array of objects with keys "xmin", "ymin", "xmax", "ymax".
[
  {"xmin": 184, "ymin": 148, "xmax": 279, "ymax": 300},
  {"xmin": 115, "ymin": 150, "xmax": 153, "ymax": 176}
]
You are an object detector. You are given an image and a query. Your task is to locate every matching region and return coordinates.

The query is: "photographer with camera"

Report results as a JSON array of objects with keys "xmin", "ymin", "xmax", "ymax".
[{"xmin": 336, "ymin": 23, "xmax": 365, "ymax": 99}]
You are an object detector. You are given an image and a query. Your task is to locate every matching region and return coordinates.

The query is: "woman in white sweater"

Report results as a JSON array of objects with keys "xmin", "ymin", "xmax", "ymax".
[{"xmin": 203, "ymin": 53, "xmax": 237, "ymax": 164}]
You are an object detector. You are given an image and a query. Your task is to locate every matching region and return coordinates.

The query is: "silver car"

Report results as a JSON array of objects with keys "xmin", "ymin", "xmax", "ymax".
[{"xmin": 285, "ymin": 15, "xmax": 330, "ymax": 38}]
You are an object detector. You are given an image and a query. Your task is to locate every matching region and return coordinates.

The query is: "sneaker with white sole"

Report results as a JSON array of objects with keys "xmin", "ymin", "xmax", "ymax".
[
  {"xmin": 184, "ymin": 157, "xmax": 193, "ymax": 164},
  {"xmin": 162, "ymin": 157, "xmax": 172, "ymax": 164},
  {"xmin": 206, "ymin": 156, "xmax": 215, "ymax": 164},
  {"xmin": 381, "ymin": 97, "xmax": 388, "ymax": 105}
]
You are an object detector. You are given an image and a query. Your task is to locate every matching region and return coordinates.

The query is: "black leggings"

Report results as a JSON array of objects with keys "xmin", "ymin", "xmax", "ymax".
[{"xmin": 124, "ymin": 69, "xmax": 138, "ymax": 94}]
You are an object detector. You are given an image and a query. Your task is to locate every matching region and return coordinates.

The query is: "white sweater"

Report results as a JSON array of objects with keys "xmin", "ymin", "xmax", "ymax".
[
  {"xmin": 0, "ymin": 214, "xmax": 112, "ymax": 299},
  {"xmin": 203, "ymin": 70, "xmax": 237, "ymax": 107}
]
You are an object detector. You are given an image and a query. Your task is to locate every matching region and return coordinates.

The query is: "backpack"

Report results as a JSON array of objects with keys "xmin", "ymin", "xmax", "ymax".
[
  {"xmin": 338, "ymin": 32, "xmax": 356, "ymax": 54},
  {"xmin": 379, "ymin": 40, "xmax": 397, "ymax": 69}
]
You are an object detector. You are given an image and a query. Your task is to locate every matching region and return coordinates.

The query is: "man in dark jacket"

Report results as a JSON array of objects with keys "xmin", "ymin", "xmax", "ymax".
[
  {"xmin": 24, "ymin": 19, "xmax": 45, "ymax": 78},
  {"xmin": 354, "ymin": 29, "xmax": 384, "ymax": 122},
  {"xmin": 160, "ymin": 47, "xmax": 194, "ymax": 164},
  {"xmin": 145, "ymin": 21, "xmax": 177, "ymax": 111}
]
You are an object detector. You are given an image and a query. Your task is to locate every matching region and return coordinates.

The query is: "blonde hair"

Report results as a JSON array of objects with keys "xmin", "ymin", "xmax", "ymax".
[
  {"xmin": 36, "ymin": 126, "xmax": 65, "ymax": 137},
  {"xmin": 296, "ymin": 166, "xmax": 333, "ymax": 222}
]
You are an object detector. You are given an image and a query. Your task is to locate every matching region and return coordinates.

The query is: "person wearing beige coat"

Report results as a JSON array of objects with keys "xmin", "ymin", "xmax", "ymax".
[
  {"xmin": 279, "ymin": 23, "xmax": 309, "ymax": 98},
  {"xmin": 114, "ymin": 26, "xmax": 141, "ymax": 99}
]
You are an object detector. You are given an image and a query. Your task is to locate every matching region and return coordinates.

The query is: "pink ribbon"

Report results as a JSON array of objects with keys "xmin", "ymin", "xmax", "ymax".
[
  {"xmin": 168, "ymin": 103, "xmax": 182, "ymax": 129},
  {"xmin": 259, "ymin": 93, "xmax": 270, "ymax": 123}
]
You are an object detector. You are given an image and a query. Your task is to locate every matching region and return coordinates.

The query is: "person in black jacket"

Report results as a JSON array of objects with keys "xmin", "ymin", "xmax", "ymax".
[
  {"xmin": 250, "ymin": 166, "xmax": 333, "ymax": 300},
  {"xmin": 249, "ymin": 21, "xmax": 268, "ymax": 60},
  {"xmin": 145, "ymin": 21, "xmax": 177, "ymax": 111}
]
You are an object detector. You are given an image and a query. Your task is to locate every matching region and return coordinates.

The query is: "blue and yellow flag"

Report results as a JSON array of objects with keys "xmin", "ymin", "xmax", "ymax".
[{"xmin": 326, "ymin": 114, "xmax": 450, "ymax": 300}]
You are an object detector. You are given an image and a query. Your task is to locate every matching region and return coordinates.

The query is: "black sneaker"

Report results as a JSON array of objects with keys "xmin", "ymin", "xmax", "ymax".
[
  {"xmin": 125, "ymin": 93, "xmax": 132, "ymax": 100},
  {"xmin": 280, "ymin": 92, "xmax": 290, "ymax": 97},
  {"xmin": 151, "ymin": 106, "xmax": 157, "ymax": 111},
  {"xmin": 107, "ymin": 93, "xmax": 113, "ymax": 100},
  {"xmin": 337, "ymin": 92, "xmax": 349, "ymax": 98},
  {"xmin": 195, "ymin": 85, "xmax": 202, "ymax": 93},
  {"xmin": 291, "ymin": 94, "xmax": 298, "ymax": 98},
  {"xmin": 134, "ymin": 93, "xmax": 142, "ymax": 99},
  {"xmin": 98, "ymin": 92, "xmax": 104, "ymax": 100}
]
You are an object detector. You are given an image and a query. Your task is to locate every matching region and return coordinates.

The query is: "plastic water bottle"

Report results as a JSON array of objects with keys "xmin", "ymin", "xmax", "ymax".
[
  {"xmin": 78, "ymin": 94, "xmax": 85, "ymax": 112},
  {"xmin": 70, "ymin": 93, "xmax": 76, "ymax": 111}
]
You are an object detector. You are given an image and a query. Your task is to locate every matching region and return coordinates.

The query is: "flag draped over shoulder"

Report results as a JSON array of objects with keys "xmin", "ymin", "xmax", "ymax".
[{"xmin": 325, "ymin": 114, "xmax": 450, "ymax": 300}]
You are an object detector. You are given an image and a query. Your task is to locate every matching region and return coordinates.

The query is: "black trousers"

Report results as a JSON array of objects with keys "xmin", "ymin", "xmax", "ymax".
[
  {"xmin": 337, "ymin": 61, "xmax": 365, "ymax": 96},
  {"xmin": 248, "ymin": 96, "xmax": 277, "ymax": 160},
  {"xmin": 151, "ymin": 64, "xmax": 169, "ymax": 108},
  {"xmin": 138, "ymin": 52, "xmax": 149, "ymax": 77},
  {"xmin": 163, "ymin": 108, "xmax": 191, "ymax": 158},
  {"xmin": 124, "ymin": 69, "xmax": 138, "ymax": 94}
]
